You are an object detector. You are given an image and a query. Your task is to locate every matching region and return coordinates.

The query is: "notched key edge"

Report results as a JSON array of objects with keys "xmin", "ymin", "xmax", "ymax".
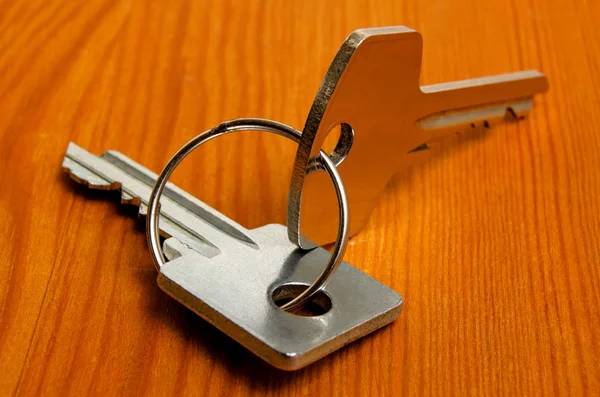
[
  {"xmin": 61, "ymin": 142, "xmax": 260, "ymax": 257},
  {"xmin": 62, "ymin": 148, "xmax": 218, "ymax": 256},
  {"xmin": 416, "ymin": 97, "xmax": 533, "ymax": 132}
]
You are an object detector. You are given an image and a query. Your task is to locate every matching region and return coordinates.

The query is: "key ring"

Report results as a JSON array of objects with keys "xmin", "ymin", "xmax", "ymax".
[{"xmin": 146, "ymin": 118, "xmax": 349, "ymax": 312}]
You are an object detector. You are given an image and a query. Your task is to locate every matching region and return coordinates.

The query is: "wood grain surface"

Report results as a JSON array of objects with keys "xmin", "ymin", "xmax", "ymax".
[{"xmin": 1, "ymin": 0, "xmax": 599, "ymax": 395}]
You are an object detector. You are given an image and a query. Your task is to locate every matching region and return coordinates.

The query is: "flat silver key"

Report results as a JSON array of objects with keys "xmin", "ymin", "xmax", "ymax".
[
  {"xmin": 288, "ymin": 26, "xmax": 549, "ymax": 248},
  {"xmin": 62, "ymin": 142, "xmax": 402, "ymax": 370}
]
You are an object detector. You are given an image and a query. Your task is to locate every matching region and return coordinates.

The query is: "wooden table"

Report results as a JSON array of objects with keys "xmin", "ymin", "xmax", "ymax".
[{"xmin": 1, "ymin": 0, "xmax": 599, "ymax": 395}]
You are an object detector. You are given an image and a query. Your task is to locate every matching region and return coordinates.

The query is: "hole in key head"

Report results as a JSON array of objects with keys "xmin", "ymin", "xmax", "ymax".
[
  {"xmin": 320, "ymin": 123, "xmax": 354, "ymax": 166},
  {"xmin": 272, "ymin": 283, "xmax": 332, "ymax": 317}
]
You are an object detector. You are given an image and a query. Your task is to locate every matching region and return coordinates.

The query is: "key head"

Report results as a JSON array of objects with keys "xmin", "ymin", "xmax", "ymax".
[
  {"xmin": 288, "ymin": 27, "xmax": 548, "ymax": 248},
  {"xmin": 288, "ymin": 26, "xmax": 424, "ymax": 248},
  {"xmin": 157, "ymin": 227, "xmax": 402, "ymax": 371}
]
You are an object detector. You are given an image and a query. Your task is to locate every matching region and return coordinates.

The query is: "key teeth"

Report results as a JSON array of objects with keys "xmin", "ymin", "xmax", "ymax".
[
  {"xmin": 121, "ymin": 193, "xmax": 142, "ymax": 210},
  {"xmin": 62, "ymin": 164, "xmax": 147, "ymax": 218},
  {"xmin": 505, "ymin": 106, "xmax": 526, "ymax": 121},
  {"xmin": 417, "ymin": 98, "xmax": 534, "ymax": 137},
  {"xmin": 62, "ymin": 165, "xmax": 116, "ymax": 190},
  {"xmin": 469, "ymin": 104, "xmax": 527, "ymax": 130}
]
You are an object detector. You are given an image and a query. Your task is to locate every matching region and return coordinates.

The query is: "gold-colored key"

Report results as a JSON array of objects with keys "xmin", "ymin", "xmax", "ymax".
[{"xmin": 287, "ymin": 26, "xmax": 548, "ymax": 248}]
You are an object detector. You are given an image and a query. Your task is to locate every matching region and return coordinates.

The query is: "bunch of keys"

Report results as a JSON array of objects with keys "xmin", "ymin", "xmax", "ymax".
[{"xmin": 62, "ymin": 27, "xmax": 547, "ymax": 370}]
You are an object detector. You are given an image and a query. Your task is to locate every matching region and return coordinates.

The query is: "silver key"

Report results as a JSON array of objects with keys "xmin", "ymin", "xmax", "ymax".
[
  {"xmin": 288, "ymin": 26, "xmax": 549, "ymax": 248},
  {"xmin": 62, "ymin": 142, "xmax": 402, "ymax": 370}
]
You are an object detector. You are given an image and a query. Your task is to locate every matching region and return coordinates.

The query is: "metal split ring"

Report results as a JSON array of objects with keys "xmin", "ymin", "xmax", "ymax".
[{"xmin": 146, "ymin": 118, "xmax": 349, "ymax": 312}]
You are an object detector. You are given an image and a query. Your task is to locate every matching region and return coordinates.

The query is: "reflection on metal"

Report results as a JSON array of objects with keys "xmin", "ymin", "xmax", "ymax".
[{"xmin": 288, "ymin": 26, "xmax": 548, "ymax": 248}]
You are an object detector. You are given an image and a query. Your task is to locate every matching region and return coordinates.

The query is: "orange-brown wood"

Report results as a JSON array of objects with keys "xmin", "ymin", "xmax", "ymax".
[{"xmin": 1, "ymin": 0, "xmax": 599, "ymax": 395}]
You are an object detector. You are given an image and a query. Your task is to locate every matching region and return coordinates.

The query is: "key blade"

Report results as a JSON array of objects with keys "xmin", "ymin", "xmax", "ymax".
[
  {"xmin": 416, "ymin": 71, "xmax": 547, "ymax": 145},
  {"xmin": 62, "ymin": 142, "xmax": 259, "ymax": 256},
  {"xmin": 419, "ymin": 70, "xmax": 548, "ymax": 116}
]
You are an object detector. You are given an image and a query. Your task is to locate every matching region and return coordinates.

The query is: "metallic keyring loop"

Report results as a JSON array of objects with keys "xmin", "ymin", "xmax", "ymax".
[{"xmin": 146, "ymin": 118, "xmax": 349, "ymax": 313}]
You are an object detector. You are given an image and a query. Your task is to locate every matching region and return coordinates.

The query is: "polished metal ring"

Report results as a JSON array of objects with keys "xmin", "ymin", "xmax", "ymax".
[{"xmin": 146, "ymin": 118, "xmax": 349, "ymax": 312}]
